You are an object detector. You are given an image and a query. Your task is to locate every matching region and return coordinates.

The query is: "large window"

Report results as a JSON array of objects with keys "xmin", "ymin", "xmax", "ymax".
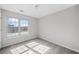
[
  {"xmin": 20, "ymin": 19, "xmax": 28, "ymax": 32},
  {"xmin": 7, "ymin": 18, "xmax": 19, "ymax": 33},
  {"xmin": 7, "ymin": 17, "xmax": 29, "ymax": 36}
]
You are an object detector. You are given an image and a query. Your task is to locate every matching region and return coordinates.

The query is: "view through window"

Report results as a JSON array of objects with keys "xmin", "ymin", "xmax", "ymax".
[
  {"xmin": 7, "ymin": 17, "xmax": 19, "ymax": 33},
  {"xmin": 20, "ymin": 19, "xmax": 28, "ymax": 32},
  {"xmin": 7, "ymin": 17, "xmax": 29, "ymax": 36}
]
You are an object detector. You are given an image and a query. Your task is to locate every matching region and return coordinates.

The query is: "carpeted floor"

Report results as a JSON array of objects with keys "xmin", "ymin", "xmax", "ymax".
[{"xmin": 0, "ymin": 38, "xmax": 78, "ymax": 54}]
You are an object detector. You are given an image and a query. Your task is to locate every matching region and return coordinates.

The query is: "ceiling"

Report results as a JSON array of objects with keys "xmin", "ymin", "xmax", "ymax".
[{"xmin": 0, "ymin": 4, "xmax": 76, "ymax": 18}]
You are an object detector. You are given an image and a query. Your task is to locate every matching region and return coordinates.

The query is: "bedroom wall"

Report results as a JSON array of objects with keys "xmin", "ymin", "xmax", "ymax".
[
  {"xmin": 38, "ymin": 5, "xmax": 79, "ymax": 52},
  {"xmin": 1, "ymin": 9, "xmax": 38, "ymax": 47},
  {"xmin": 0, "ymin": 9, "xmax": 1, "ymax": 48}
]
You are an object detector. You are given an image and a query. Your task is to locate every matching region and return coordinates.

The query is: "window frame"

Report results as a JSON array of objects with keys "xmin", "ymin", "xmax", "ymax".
[
  {"xmin": 20, "ymin": 19, "xmax": 29, "ymax": 33},
  {"xmin": 6, "ymin": 16, "xmax": 29, "ymax": 37}
]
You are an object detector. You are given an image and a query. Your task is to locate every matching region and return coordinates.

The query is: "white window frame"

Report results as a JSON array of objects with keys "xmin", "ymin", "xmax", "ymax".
[{"xmin": 6, "ymin": 16, "xmax": 29, "ymax": 37}]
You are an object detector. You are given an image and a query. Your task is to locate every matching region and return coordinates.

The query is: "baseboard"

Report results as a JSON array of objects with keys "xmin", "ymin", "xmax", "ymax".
[{"xmin": 39, "ymin": 37, "xmax": 79, "ymax": 53}]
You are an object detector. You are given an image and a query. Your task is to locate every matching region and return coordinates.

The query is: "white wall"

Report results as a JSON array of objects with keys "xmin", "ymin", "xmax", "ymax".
[
  {"xmin": 38, "ymin": 5, "xmax": 79, "ymax": 52},
  {"xmin": 1, "ymin": 9, "xmax": 38, "ymax": 47},
  {"xmin": 0, "ymin": 9, "xmax": 1, "ymax": 48}
]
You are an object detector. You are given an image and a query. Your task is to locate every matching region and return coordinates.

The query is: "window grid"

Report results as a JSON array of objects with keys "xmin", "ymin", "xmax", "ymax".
[{"xmin": 6, "ymin": 17, "xmax": 29, "ymax": 36}]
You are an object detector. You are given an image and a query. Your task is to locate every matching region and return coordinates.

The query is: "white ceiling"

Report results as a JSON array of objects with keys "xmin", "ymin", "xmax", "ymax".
[{"xmin": 0, "ymin": 4, "xmax": 76, "ymax": 18}]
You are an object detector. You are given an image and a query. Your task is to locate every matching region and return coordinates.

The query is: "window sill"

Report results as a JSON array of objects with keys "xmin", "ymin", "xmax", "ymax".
[
  {"xmin": 7, "ymin": 33, "xmax": 19, "ymax": 38},
  {"xmin": 20, "ymin": 32, "xmax": 29, "ymax": 35},
  {"xmin": 7, "ymin": 32, "xmax": 29, "ymax": 39}
]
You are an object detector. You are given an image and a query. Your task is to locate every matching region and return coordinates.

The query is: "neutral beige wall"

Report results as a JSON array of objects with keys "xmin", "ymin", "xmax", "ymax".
[
  {"xmin": 39, "ymin": 5, "xmax": 79, "ymax": 52},
  {"xmin": 1, "ymin": 9, "xmax": 38, "ymax": 47}
]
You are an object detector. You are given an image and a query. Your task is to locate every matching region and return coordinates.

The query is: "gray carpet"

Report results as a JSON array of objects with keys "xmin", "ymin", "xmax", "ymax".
[{"xmin": 0, "ymin": 38, "xmax": 78, "ymax": 54}]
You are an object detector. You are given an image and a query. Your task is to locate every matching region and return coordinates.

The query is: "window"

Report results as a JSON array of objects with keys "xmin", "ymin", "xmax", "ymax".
[
  {"xmin": 20, "ymin": 19, "xmax": 28, "ymax": 32},
  {"xmin": 7, "ymin": 17, "xmax": 19, "ymax": 33},
  {"xmin": 6, "ymin": 17, "xmax": 29, "ymax": 36}
]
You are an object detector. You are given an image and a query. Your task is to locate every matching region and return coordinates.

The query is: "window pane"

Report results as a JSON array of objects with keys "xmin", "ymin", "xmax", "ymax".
[
  {"xmin": 7, "ymin": 17, "xmax": 19, "ymax": 33},
  {"xmin": 20, "ymin": 19, "xmax": 28, "ymax": 32}
]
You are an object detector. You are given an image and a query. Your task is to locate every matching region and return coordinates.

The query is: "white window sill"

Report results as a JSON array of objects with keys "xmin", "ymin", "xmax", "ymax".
[
  {"xmin": 7, "ymin": 33, "xmax": 19, "ymax": 38},
  {"xmin": 20, "ymin": 32, "xmax": 29, "ymax": 35},
  {"xmin": 7, "ymin": 32, "xmax": 29, "ymax": 39}
]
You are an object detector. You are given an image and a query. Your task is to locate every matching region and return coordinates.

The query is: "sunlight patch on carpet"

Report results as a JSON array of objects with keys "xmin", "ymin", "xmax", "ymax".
[
  {"xmin": 25, "ymin": 42, "xmax": 39, "ymax": 48},
  {"xmin": 11, "ymin": 45, "xmax": 28, "ymax": 54},
  {"xmin": 22, "ymin": 50, "xmax": 36, "ymax": 54},
  {"xmin": 33, "ymin": 44, "xmax": 50, "ymax": 54}
]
